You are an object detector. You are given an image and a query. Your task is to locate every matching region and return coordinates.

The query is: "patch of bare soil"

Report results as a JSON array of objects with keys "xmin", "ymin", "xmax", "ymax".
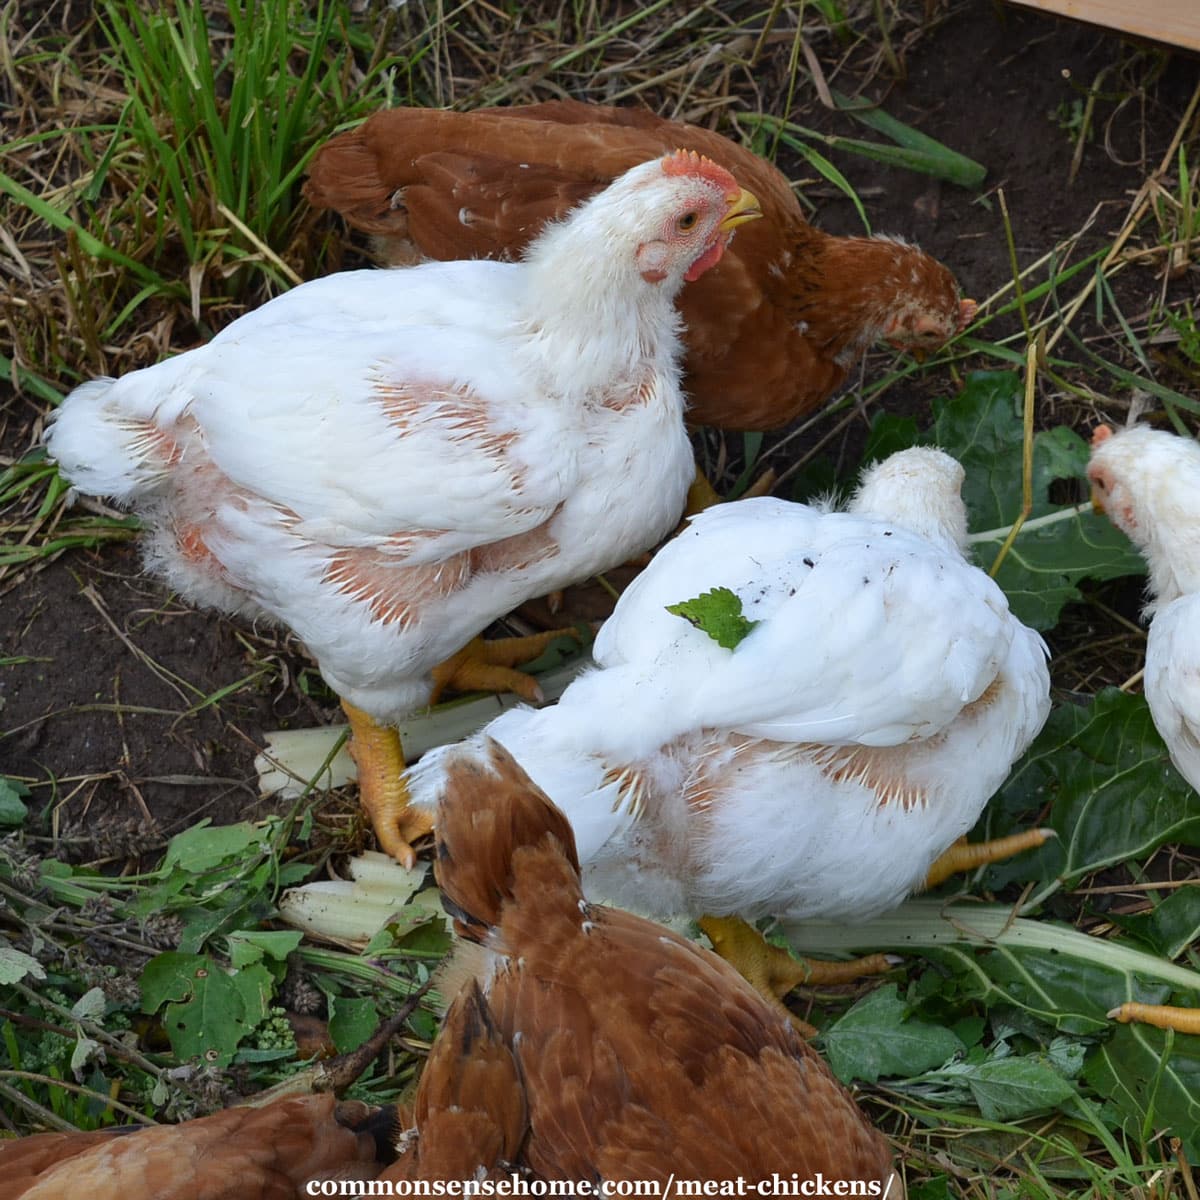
[{"xmin": 2, "ymin": 4, "xmax": 1196, "ymax": 857}]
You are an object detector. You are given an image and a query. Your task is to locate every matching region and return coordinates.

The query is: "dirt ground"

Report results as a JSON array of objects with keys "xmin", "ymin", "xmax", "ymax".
[{"xmin": 1, "ymin": 4, "xmax": 1197, "ymax": 859}]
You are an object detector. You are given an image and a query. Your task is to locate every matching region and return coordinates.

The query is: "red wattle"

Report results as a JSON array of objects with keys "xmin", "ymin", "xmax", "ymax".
[{"xmin": 685, "ymin": 236, "xmax": 726, "ymax": 283}]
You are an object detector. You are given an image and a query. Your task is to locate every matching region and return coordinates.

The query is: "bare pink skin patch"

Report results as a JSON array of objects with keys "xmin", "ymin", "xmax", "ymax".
[{"xmin": 637, "ymin": 240, "xmax": 670, "ymax": 283}]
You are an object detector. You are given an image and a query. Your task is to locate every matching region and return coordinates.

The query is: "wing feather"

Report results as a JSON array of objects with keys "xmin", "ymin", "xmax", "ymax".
[
  {"xmin": 137, "ymin": 272, "xmax": 575, "ymax": 549},
  {"xmin": 581, "ymin": 498, "xmax": 1014, "ymax": 756}
]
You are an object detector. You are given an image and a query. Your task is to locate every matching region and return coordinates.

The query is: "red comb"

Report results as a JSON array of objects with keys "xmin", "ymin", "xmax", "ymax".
[
  {"xmin": 661, "ymin": 148, "xmax": 739, "ymax": 194},
  {"xmin": 1091, "ymin": 424, "xmax": 1114, "ymax": 447}
]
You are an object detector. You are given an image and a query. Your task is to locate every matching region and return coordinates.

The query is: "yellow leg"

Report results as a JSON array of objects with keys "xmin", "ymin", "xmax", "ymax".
[
  {"xmin": 699, "ymin": 914, "xmax": 895, "ymax": 1035},
  {"xmin": 923, "ymin": 828, "xmax": 1055, "ymax": 891},
  {"xmin": 340, "ymin": 699, "xmax": 432, "ymax": 869},
  {"xmin": 1108, "ymin": 1003, "xmax": 1200, "ymax": 1035},
  {"xmin": 428, "ymin": 629, "xmax": 580, "ymax": 705}
]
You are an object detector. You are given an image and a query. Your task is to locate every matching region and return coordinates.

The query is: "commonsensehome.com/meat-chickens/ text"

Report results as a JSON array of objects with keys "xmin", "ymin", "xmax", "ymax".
[{"xmin": 304, "ymin": 1175, "xmax": 901, "ymax": 1198}]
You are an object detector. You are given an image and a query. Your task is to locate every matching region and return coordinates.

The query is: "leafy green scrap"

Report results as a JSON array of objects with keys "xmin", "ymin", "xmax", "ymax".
[
  {"xmin": 1084, "ymin": 1022, "xmax": 1200, "ymax": 1160},
  {"xmin": 666, "ymin": 587, "xmax": 759, "ymax": 650},
  {"xmin": 140, "ymin": 952, "xmax": 274, "ymax": 1067},
  {"xmin": 910, "ymin": 1052, "xmax": 1082, "ymax": 1123},
  {"xmin": 328, "ymin": 994, "xmax": 380, "ymax": 1055},
  {"xmin": 0, "ymin": 779, "xmax": 29, "ymax": 828},
  {"xmin": 1109, "ymin": 886, "xmax": 1200, "ymax": 961},
  {"xmin": 821, "ymin": 984, "xmax": 964, "ymax": 1084},
  {"xmin": 990, "ymin": 689, "xmax": 1200, "ymax": 891}
]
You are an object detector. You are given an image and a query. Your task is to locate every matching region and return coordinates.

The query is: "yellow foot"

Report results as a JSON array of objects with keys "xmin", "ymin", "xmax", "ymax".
[
  {"xmin": 923, "ymin": 828, "xmax": 1056, "ymax": 891},
  {"xmin": 698, "ymin": 914, "xmax": 895, "ymax": 1036},
  {"xmin": 1108, "ymin": 1003, "xmax": 1200, "ymax": 1035},
  {"xmin": 340, "ymin": 699, "xmax": 432, "ymax": 868},
  {"xmin": 429, "ymin": 630, "xmax": 579, "ymax": 705},
  {"xmin": 684, "ymin": 464, "xmax": 778, "ymax": 516}
]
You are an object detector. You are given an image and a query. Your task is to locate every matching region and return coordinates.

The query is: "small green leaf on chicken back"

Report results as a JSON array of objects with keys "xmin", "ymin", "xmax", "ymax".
[{"xmin": 666, "ymin": 587, "xmax": 759, "ymax": 650}]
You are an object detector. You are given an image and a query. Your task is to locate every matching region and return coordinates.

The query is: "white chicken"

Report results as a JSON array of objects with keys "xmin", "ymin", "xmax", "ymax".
[
  {"xmin": 46, "ymin": 150, "xmax": 761, "ymax": 865},
  {"xmin": 1089, "ymin": 422, "xmax": 1200, "ymax": 1037},
  {"xmin": 409, "ymin": 447, "xmax": 1053, "ymax": 1014}
]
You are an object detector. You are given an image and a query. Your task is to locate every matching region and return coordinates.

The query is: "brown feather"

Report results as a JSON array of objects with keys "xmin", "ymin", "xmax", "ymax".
[
  {"xmin": 5, "ymin": 1095, "xmax": 389, "ymax": 1200},
  {"xmin": 380, "ymin": 980, "xmax": 528, "ymax": 1182},
  {"xmin": 304, "ymin": 99, "xmax": 966, "ymax": 433},
  {"xmin": 411, "ymin": 742, "xmax": 900, "ymax": 1190}
]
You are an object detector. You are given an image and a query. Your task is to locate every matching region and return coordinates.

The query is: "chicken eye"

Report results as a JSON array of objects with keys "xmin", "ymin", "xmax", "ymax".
[
  {"xmin": 1094, "ymin": 478, "xmax": 1107, "ymax": 492},
  {"xmin": 676, "ymin": 211, "xmax": 699, "ymax": 233}
]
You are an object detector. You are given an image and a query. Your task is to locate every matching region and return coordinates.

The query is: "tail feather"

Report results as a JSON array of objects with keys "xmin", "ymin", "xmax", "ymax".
[
  {"xmin": 433, "ymin": 740, "xmax": 582, "ymax": 942},
  {"xmin": 380, "ymin": 980, "xmax": 527, "ymax": 1182},
  {"xmin": 46, "ymin": 378, "xmax": 174, "ymax": 503},
  {"xmin": 303, "ymin": 122, "xmax": 402, "ymax": 236}
]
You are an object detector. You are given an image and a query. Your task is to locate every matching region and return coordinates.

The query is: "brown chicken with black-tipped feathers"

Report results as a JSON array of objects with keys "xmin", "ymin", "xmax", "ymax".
[
  {"xmin": 385, "ymin": 739, "xmax": 899, "ymax": 1190},
  {"xmin": 0, "ymin": 1094, "xmax": 395, "ymax": 1200},
  {"xmin": 305, "ymin": 99, "xmax": 975, "ymax": 432}
]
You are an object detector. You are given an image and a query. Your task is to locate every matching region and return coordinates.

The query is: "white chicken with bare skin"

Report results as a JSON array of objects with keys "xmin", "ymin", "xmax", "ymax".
[
  {"xmin": 1089, "ymin": 422, "xmax": 1200, "ymax": 1038},
  {"xmin": 46, "ymin": 150, "xmax": 762, "ymax": 867},
  {"xmin": 409, "ymin": 448, "xmax": 1053, "ymax": 1017}
]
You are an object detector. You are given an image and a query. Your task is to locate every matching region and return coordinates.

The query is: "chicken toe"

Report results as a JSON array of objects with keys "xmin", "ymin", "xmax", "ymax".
[
  {"xmin": 341, "ymin": 699, "xmax": 431, "ymax": 867},
  {"xmin": 698, "ymin": 915, "xmax": 895, "ymax": 1035},
  {"xmin": 429, "ymin": 630, "xmax": 579, "ymax": 705},
  {"xmin": 923, "ymin": 828, "xmax": 1054, "ymax": 890},
  {"xmin": 1108, "ymin": 1003, "xmax": 1200, "ymax": 1035}
]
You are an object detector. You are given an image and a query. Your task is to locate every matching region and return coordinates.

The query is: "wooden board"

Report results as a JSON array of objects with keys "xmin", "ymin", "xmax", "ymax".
[{"xmin": 1008, "ymin": 0, "xmax": 1200, "ymax": 51}]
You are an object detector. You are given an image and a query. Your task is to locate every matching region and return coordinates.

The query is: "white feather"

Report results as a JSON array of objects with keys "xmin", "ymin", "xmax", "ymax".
[
  {"xmin": 45, "ymin": 155, "xmax": 742, "ymax": 722},
  {"xmin": 410, "ymin": 448, "xmax": 1051, "ymax": 925}
]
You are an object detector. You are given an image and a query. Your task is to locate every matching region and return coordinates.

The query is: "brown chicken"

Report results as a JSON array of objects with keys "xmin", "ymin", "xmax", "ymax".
[
  {"xmin": 0, "ymin": 1094, "xmax": 394, "ymax": 1200},
  {"xmin": 305, "ymin": 99, "xmax": 975, "ymax": 432},
  {"xmin": 2, "ymin": 745, "xmax": 897, "ymax": 1195},
  {"xmin": 383, "ymin": 740, "xmax": 899, "ymax": 1190}
]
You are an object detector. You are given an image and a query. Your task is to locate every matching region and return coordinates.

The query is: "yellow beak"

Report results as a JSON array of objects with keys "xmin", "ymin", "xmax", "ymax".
[
  {"xmin": 719, "ymin": 187, "xmax": 763, "ymax": 232},
  {"xmin": 1090, "ymin": 486, "xmax": 1106, "ymax": 515}
]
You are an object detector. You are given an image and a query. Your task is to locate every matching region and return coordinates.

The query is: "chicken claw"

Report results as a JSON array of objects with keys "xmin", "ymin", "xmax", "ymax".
[
  {"xmin": 341, "ymin": 699, "xmax": 431, "ymax": 868},
  {"xmin": 699, "ymin": 914, "xmax": 895, "ymax": 1036},
  {"xmin": 429, "ymin": 630, "xmax": 580, "ymax": 705},
  {"xmin": 923, "ymin": 828, "xmax": 1055, "ymax": 890},
  {"xmin": 1108, "ymin": 1003, "xmax": 1200, "ymax": 1035}
]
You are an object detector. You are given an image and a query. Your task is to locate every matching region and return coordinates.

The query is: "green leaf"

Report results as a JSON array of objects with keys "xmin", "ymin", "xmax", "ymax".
[
  {"xmin": 70, "ymin": 987, "xmax": 108, "ymax": 1023},
  {"xmin": 1110, "ymin": 886, "xmax": 1200, "ymax": 961},
  {"xmin": 866, "ymin": 371, "xmax": 1147, "ymax": 629},
  {"xmin": 0, "ymin": 779, "xmax": 29, "ymax": 827},
  {"xmin": 822, "ymin": 985, "xmax": 964, "ymax": 1084},
  {"xmin": 0, "ymin": 943, "xmax": 46, "ymax": 985},
  {"xmin": 328, "ymin": 995, "xmax": 379, "ymax": 1054},
  {"xmin": 786, "ymin": 901, "xmax": 1200, "ymax": 1035},
  {"xmin": 907, "ymin": 1180, "xmax": 955, "ymax": 1200},
  {"xmin": 160, "ymin": 821, "xmax": 269, "ymax": 873},
  {"xmin": 936, "ymin": 1055, "xmax": 1081, "ymax": 1122},
  {"xmin": 993, "ymin": 689, "xmax": 1200, "ymax": 888},
  {"xmin": 930, "ymin": 371, "xmax": 1145, "ymax": 630},
  {"xmin": 1084, "ymin": 1023, "xmax": 1200, "ymax": 1160},
  {"xmin": 394, "ymin": 920, "xmax": 454, "ymax": 958},
  {"xmin": 831, "ymin": 87, "xmax": 988, "ymax": 190},
  {"xmin": 227, "ymin": 930, "xmax": 303, "ymax": 968},
  {"xmin": 138, "ymin": 952, "xmax": 268, "ymax": 1067},
  {"xmin": 228, "ymin": 962, "xmax": 274, "ymax": 1032},
  {"xmin": 69, "ymin": 1033, "xmax": 105, "ymax": 1079},
  {"xmin": 666, "ymin": 587, "xmax": 760, "ymax": 651}
]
